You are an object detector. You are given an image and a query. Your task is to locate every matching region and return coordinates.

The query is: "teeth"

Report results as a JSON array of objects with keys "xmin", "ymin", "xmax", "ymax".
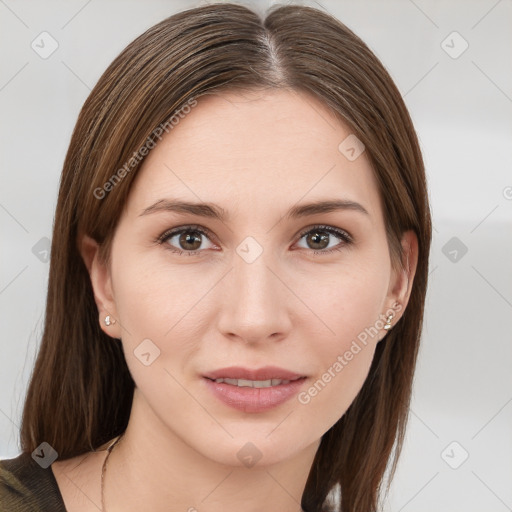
[{"xmin": 213, "ymin": 378, "xmax": 291, "ymax": 388}]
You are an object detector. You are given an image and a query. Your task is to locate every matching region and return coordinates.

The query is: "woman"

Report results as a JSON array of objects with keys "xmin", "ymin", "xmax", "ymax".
[{"xmin": 0, "ymin": 2, "xmax": 431, "ymax": 511}]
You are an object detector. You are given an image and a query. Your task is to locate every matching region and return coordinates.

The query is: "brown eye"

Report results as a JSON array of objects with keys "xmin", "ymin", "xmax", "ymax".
[
  {"xmin": 305, "ymin": 231, "xmax": 330, "ymax": 251},
  {"xmin": 176, "ymin": 231, "xmax": 202, "ymax": 251},
  {"xmin": 296, "ymin": 225, "xmax": 352, "ymax": 254},
  {"xmin": 159, "ymin": 226, "xmax": 215, "ymax": 255}
]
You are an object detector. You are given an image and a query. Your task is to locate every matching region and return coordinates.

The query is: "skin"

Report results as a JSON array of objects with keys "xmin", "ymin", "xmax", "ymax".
[{"xmin": 52, "ymin": 88, "xmax": 418, "ymax": 512}]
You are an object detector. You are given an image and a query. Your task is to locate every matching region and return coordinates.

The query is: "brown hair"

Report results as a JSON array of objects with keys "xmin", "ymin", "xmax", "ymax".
[{"xmin": 20, "ymin": 3, "xmax": 431, "ymax": 511}]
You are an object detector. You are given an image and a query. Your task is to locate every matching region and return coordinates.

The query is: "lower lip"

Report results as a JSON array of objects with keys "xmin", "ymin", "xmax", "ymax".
[{"xmin": 203, "ymin": 377, "xmax": 307, "ymax": 413}]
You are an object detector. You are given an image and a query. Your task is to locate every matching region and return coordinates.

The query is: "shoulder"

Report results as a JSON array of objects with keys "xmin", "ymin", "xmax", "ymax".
[{"xmin": 0, "ymin": 452, "xmax": 66, "ymax": 511}]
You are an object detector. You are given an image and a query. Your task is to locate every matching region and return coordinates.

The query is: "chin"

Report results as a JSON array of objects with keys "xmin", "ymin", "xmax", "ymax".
[{"xmin": 190, "ymin": 429, "xmax": 316, "ymax": 469}]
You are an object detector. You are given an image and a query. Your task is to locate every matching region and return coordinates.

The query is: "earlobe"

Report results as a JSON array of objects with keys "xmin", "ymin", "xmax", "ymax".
[{"xmin": 79, "ymin": 234, "xmax": 121, "ymax": 338}]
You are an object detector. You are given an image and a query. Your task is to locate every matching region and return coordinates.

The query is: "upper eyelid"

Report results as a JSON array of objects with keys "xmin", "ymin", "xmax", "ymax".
[
  {"xmin": 158, "ymin": 224, "xmax": 214, "ymax": 242},
  {"xmin": 297, "ymin": 224, "xmax": 352, "ymax": 240}
]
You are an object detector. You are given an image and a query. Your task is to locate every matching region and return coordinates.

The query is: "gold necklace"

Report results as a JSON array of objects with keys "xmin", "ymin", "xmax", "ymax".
[{"xmin": 101, "ymin": 435, "xmax": 123, "ymax": 511}]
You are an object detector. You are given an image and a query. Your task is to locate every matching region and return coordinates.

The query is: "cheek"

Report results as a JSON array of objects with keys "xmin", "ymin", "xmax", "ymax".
[
  {"xmin": 109, "ymin": 247, "xmax": 218, "ymax": 391},
  {"xmin": 299, "ymin": 253, "xmax": 390, "ymax": 342},
  {"xmin": 296, "ymin": 342, "xmax": 376, "ymax": 437},
  {"xmin": 111, "ymin": 247, "xmax": 202, "ymax": 338},
  {"xmin": 110, "ymin": 257, "xmax": 203, "ymax": 425},
  {"xmin": 293, "ymin": 259, "xmax": 389, "ymax": 424}
]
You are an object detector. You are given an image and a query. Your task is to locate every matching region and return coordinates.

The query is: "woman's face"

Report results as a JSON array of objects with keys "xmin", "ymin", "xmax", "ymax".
[{"xmin": 88, "ymin": 89, "xmax": 410, "ymax": 467}]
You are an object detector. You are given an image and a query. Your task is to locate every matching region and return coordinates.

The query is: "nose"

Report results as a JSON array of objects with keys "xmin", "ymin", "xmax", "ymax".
[{"xmin": 216, "ymin": 247, "xmax": 293, "ymax": 345}]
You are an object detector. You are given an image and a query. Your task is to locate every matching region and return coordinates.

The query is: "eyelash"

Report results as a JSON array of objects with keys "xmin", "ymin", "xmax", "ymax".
[{"xmin": 156, "ymin": 224, "xmax": 353, "ymax": 257}]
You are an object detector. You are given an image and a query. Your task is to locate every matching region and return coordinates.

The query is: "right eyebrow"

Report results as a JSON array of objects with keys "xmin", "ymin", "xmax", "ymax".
[{"xmin": 139, "ymin": 199, "xmax": 228, "ymax": 221}]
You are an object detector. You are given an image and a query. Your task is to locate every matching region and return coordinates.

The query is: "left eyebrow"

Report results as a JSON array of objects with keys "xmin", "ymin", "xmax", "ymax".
[
  {"xmin": 139, "ymin": 198, "xmax": 369, "ymax": 221},
  {"xmin": 284, "ymin": 199, "xmax": 369, "ymax": 219}
]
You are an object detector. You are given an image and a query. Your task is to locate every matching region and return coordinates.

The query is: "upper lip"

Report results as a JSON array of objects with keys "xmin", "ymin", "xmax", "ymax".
[{"xmin": 203, "ymin": 366, "xmax": 305, "ymax": 381}]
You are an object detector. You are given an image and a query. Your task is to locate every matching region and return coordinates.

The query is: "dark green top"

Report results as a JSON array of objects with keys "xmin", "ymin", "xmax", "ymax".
[{"xmin": 0, "ymin": 453, "xmax": 66, "ymax": 511}]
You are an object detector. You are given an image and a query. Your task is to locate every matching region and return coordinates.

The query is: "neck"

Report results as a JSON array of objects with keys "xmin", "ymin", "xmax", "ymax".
[{"xmin": 105, "ymin": 390, "xmax": 318, "ymax": 512}]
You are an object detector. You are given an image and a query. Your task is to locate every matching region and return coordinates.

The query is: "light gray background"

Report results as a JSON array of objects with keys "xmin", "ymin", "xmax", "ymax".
[{"xmin": 1, "ymin": 0, "xmax": 511, "ymax": 510}]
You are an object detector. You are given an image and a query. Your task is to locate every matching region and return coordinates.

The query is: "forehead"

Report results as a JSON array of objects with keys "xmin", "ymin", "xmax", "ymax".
[{"xmin": 125, "ymin": 89, "xmax": 383, "ymax": 222}]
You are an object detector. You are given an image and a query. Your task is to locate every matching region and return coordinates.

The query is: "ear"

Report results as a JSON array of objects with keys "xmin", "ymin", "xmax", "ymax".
[
  {"xmin": 384, "ymin": 230, "xmax": 419, "ymax": 329},
  {"xmin": 80, "ymin": 234, "xmax": 122, "ymax": 339}
]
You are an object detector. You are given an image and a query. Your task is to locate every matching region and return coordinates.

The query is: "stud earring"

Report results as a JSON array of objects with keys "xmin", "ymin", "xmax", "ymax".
[
  {"xmin": 104, "ymin": 315, "xmax": 116, "ymax": 326},
  {"xmin": 383, "ymin": 312, "xmax": 394, "ymax": 331}
]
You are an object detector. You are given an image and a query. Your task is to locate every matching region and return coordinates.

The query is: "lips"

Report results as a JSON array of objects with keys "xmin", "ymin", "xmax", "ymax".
[
  {"xmin": 203, "ymin": 366, "xmax": 305, "ymax": 381},
  {"xmin": 202, "ymin": 366, "xmax": 307, "ymax": 413}
]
